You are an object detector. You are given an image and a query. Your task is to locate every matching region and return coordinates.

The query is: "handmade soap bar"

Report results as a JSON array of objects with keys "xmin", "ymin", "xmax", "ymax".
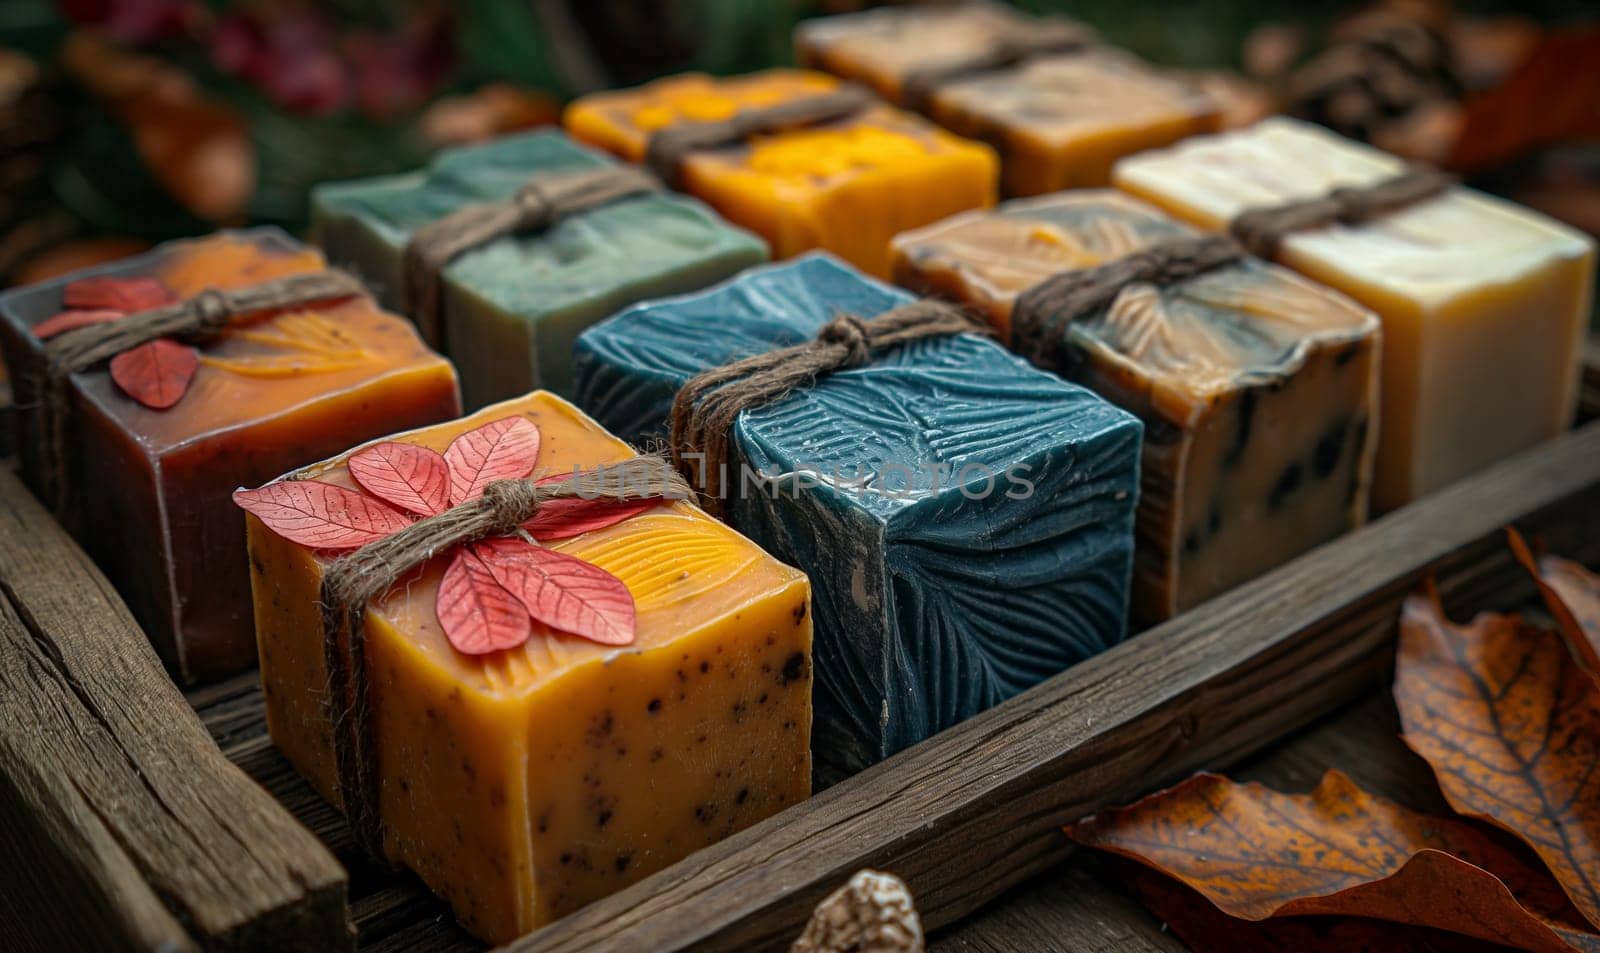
[
  {"xmin": 0, "ymin": 230, "xmax": 461, "ymax": 681},
  {"xmin": 891, "ymin": 192, "xmax": 1380, "ymax": 621},
  {"xmin": 247, "ymin": 393, "xmax": 812, "ymax": 943},
  {"xmin": 1114, "ymin": 118, "xmax": 1595, "ymax": 509},
  {"xmin": 563, "ymin": 70, "xmax": 997, "ymax": 278},
  {"xmin": 795, "ymin": 5, "xmax": 1219, "ymax": 196},
  {"xmin": 574, "ymin": 255, "xmax": 1141, "ymax": 783},
  {"xmin": 313, "ymin": 131, "xmax": 767, "ymax": 407}
]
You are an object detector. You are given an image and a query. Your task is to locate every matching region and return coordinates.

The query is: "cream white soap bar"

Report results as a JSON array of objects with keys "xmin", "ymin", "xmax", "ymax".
[{"xmin": 1114, "ymin": 117, "xmax": 1594, "ymax": 509}]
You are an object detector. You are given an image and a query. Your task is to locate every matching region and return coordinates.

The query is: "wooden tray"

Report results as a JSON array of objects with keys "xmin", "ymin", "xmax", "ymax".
[{"xmin": 4, "ymin": 349, "xmax": 1598, "ymax": 953}]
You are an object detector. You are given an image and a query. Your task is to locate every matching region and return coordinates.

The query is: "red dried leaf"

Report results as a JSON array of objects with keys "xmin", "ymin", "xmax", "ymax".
[
  {"xmin": 62, "ymin": 275, "xmax": 175, "ymax": 312},
  {"xmin": 1396, "ymin": 584, "xmax": 1600, "ymax": 930},
  {"xmin": 442, "ymin": 415, "xmax": 541, "ymax": 505},
  {"xmin": 523, "ymin": 472, "xmax": 660, "ymax": 540},
  {"xmin": 33, "ymin": 309, "xmax": 122, "ymax": 340},
  {"xmin": 436, "ymin": 547, "xmax": 532, "ymax": 655},
  {"xmin": 476, "ymin": 537, "xmax": 635, "ymax": 645},
  {"xmin": 1109, "ymin": 857, "xmax": 1510, "ymax": 953},
  {"xmin": 109, "ymin": 338, "xmax": 199, "ymax": 409},
  {"xmin": 348, "ymin": 441, "xmax": 451, "ymax": 517},
  {"xmin": 1067, "ymin": 770, "xmax": 1600, "ymax": 953},
  {"xmin": 232, "ymin": 480, "xmax": 413, "ymax": 550}
]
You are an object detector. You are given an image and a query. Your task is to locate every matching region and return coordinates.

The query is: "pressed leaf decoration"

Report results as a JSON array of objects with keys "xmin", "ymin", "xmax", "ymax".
[
  {"xmin": 476, "ymin": 537, "xmax": 637, "ymax": 646},
  {"xmin": 33, "ymin": 274, "xmax": 206, "ymax": 411},
  {"xmin": 107, "ymin": 337, "xmax": 200, "ymax": 409},
  {"xmin": 348, "ymin": 441, "xmax": 452, "ymax": 517},
  {"xmin": 437, "ymin": 545, "xmax": 533, "ymax": 655},
  {"xmin": 229, "ymin": 480, "xmax": 413, "ymax": 549},
  {"xmin": 61, "ymin": 275, "xmax": 173, "ymax": 312},
  {"xmin": 444, "ymin": 414, "xmax": 541, "ymax": 504},
  {"xmin": 235, "ymin": 416, "xmax": 663, "ymax": 654},
  {"xmin": 31, "ymin": 308, "xmax": 122, "ymax": 338}
]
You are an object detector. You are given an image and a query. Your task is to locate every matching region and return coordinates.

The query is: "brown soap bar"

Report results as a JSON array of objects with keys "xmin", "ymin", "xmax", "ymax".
[
  {"xmin": 0, "ymin": 228, "xmax": 461, "ymax": 681},
  {"xmin": 892, "ymin": 191, "xmax": 1381, "ymax": 622}
]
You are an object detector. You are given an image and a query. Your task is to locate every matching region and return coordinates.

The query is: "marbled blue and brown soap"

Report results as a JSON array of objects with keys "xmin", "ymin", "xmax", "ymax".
[
  {"xmin": 892, "ymin": 191, "xmax": 1380, "ymax": 623},
  {"xmin": 312, "ymin": 131, "xmax": 767, "ymax": 407},
  {"xmin": 573, "ymin": 254, "xmax": 1141, "ymax": 784}
]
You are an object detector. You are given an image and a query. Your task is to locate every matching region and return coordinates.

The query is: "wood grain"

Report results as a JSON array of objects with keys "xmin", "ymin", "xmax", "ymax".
[
  {"xmin": 0, "ymin": 465, "xmax": 351, "ymax": 952},
  {"xmin": 934, "ymin": 691, "xmax": 1450, "ymax": 952},
  {"xmin": 505, "ymin": 419, "xmax": 1600, "ymax": 953},
  {"xmin": 930, "ymin": 862, "xmax": 1186, "ymax": 953}
]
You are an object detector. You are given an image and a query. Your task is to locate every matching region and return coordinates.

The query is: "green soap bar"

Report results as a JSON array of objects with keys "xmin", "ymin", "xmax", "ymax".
[{"xmin": 312, "ymin": 131, "xmax": 768, "ymax": 406}]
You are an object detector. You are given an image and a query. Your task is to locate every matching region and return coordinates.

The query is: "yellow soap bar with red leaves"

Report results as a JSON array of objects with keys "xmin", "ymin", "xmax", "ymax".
[
  {"xmin": 246, "ymin": 392, "xmax": 812, "ymax": 943},
  {"xmin": 795, "ymin": 4, "xmax": 1219, "ymax": 195},
  {"xmin": 563, "ymin": 69, "xmax": 997, "ymax": 278}
]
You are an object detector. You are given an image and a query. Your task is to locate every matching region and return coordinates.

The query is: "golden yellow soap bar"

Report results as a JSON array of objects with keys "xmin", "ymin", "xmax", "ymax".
[
  {"xmin": 1115, "ymin": 118, "xmax": 1595, "ymax": 510},
  {"xmin": 892, "ymin": 192, "xmax": 1380, "ymax": 621},
  {"xmin": 795, "ymin": 4, "xmax": 1219, "ymax": 196},
  {"xmin": 246, "ymin": 393, "xmax": 812, "ymax": 943},
  {"xmin": 563, "ymin": 69, "xmax": 997, "ymax": 278}
]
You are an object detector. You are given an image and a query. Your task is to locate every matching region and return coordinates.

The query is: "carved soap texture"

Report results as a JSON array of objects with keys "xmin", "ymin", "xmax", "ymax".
[
  {"xmin": 1114, "ymin": 117, "xmax": 1595, "ymax": 510},
  {"xmin": 574, "ymin": 255, "xmax": 1141, "ymax": 783},
  {"xmin": 313, "ymin": 130, "xmax": 767, "ymax": 406},
  {"xmin": 892, "ymin": 191, "xmax": 1380, "ymax": 623}
]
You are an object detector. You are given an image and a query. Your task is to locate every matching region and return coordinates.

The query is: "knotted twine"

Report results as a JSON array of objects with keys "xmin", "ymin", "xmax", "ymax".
[
  {"xmin": 318, "ymin": 455, "xmax": 692, "ymax": 857},
  {"xmin": 1011, "ymin": 233, "xmax": 1246, "ymax": 368},
  {"xmin": 899, "ymin": 21, "xmax": 1095, "ymax": 108},
  {"xmin": 668, "ymin": 300, "xmax": 988, "ymax": 513},
  {"xmin": 401, "ymin": 165, "xmax": 660, "ymax": 347},
  {"xmin": 643, "ymin": 85, "xmax": 876, "ymax": 188},
  {"xmin": 37, "ymin": 269, "xmax": 366, "ymax": 520},
  {"xmin": 1010, "ymin": 167, "xmax": 1456, "ymax": 367},
  {"xmin": 1230, "ymin": 166, "xmax": 1456, "ymax": 260}
]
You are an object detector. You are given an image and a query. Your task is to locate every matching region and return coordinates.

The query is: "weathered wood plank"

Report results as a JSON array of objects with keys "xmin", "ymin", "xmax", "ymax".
[
  {"xmin": 936, "ymin": 691, "xmax": 1451, "ymax": 952},
  {"xmin": 0, "ymin": 466, "xmax": 351, "ymax": 951},
  {"xmin": 0, "ymin": 607, "xmax": 197, "ymax": 953},
  {"xmin": 930, "ymin": 862, "xmax": 1186, "ymax": 953},
  {"xmin": 506, "ymin": 419, "xmax": 1600, "ymax": 953}
]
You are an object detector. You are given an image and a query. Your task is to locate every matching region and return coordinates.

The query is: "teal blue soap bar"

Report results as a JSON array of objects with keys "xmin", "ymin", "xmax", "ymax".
[
  {"xmin": 573, "ymin": 254, "xmax": 1142, "ymax": 784},
  {"xmin": 312, "ymin": 130, "xmax": 768, "ymax": 407}
]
